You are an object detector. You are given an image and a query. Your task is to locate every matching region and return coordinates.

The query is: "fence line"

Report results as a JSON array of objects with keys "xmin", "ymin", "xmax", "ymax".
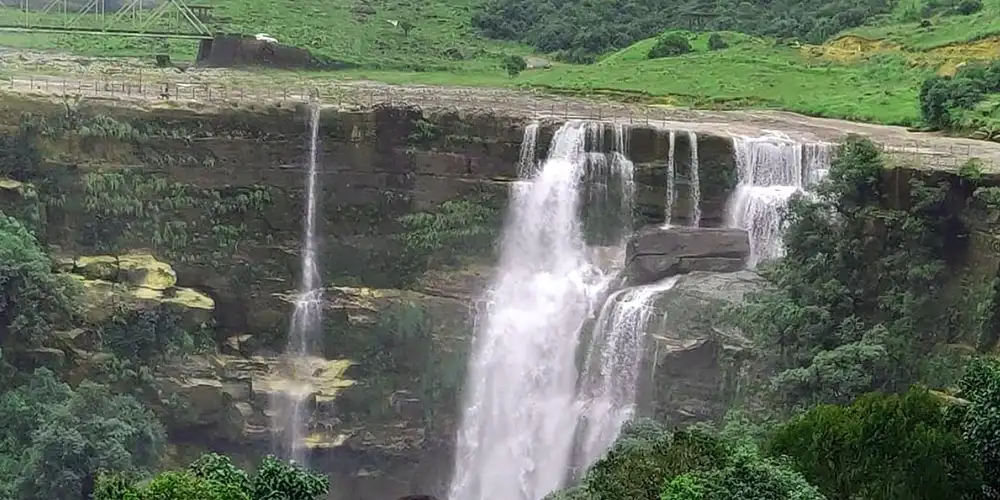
[{"xmin": 5, "ymin": 75, "xmax": 997, "ymax": 170}]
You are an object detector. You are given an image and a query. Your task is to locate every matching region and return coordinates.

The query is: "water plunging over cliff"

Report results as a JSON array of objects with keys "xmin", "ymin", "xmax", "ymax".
[
  {"xmin": 573, "ymin": 276, "xmax": 680, "ymax": 469},
  {"xmin": 663, "ymin": 131, "xmax": 701, "ymax": 228},
  {"xmin": 271, "ymin": 105, "xmax": 324, "ymax": 464},
  {"xmin": 448, "ymin": 121, "xmax": 634, "ymax": 500},
  {"xmin": 665, "ymin": 131, "xmax": 676, "ymax": 226},
  {"xmin": 726, "ymin": 134, "xmax": 831, "ymax": 267},
  {"xmin": 688, "ymin": 132, "xmax": 701, "ymax": 227}
]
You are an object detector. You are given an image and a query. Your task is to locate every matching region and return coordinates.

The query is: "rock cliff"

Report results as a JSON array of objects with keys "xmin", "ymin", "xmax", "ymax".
[{"xmin": 0, "ymin": 92, "xmax": 998, "ymax": 499}]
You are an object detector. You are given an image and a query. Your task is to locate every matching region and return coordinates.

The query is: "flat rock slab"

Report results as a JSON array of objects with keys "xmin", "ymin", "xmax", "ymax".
[{"xmin": 626, "ymin": 225, "xmax": 750, "ymax": 285}]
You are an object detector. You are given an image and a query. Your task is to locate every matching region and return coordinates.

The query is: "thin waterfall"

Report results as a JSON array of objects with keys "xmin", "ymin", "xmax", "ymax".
[
  {"xmin": 271, "ymin": 105, "xmax": 324, "ymax": 465},
  {"xmin": 664, "ymin": 131, "xmax": 676, "ymax": 227},
  {"xmin": 688, "ymin": 131, "xmax": 701, "ymax": 227},
  {"xmin": 573, "ymin": 276, "xmax": 680, "ymax": 470},
  {"xmin": 725, "ymin": 134, "xmax": 832, "ymax": 267},
  {"xmin": 519, "ymin": 122, "xmax": 540, "ymax": 177},
  {"xmin": 448, "ymin": 121, "xmax": 634, "ymax": 500}
]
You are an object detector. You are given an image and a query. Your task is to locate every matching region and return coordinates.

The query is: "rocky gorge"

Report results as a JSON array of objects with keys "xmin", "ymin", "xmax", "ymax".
[{"xmin": 2, "ymin": 90, "xmax": 1000, "ymax": 499}]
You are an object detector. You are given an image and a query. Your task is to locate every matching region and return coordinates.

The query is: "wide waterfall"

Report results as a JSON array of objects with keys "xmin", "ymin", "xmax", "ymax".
[
  {"xmin": 726, "ymin": 134, "xmax": 832, "ymax": 267},
  {"xmin": 573, "ymin": 276, "xmax": 680, "ymax": 469},
  {"xmin": 448, "ymin": 121, "xmax": 635, "ymax": 500},
  {"xmin": 271, "ymin": 105, "xmax": 324, "ymax": 464}
]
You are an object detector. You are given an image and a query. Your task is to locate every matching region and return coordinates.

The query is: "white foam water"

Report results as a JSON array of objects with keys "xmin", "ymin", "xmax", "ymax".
[
  {"xmin": 726, "ymin": 134, "xmax": 832, "ymax": 267},
  {"xmin": 664, "ymin": 131, "xmax": 676, "ymax": 227},
  {"xmin": 271, "ymin": 104, "xmax": 325, "ymax": 464},
  {"xmin": 573, "ymin": 276, "xmax": 680, "ymax": 469},
  {"xmin": 448, "ymin": 121, "xmax": 634, "ymax": 500},
  {"xmin": 688, "ymin": 131, "xmax": 701, "ymax": 227}
]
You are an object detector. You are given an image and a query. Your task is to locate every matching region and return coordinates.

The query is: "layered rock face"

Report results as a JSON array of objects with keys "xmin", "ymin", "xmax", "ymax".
[
  {"xmin": 622, "ymin": 225, "xmax": 762, "ymax": 425},
  {"xmin": 626, "ymin": 226, "xmax": 750, "ymax": 283},
  {"xmin": 7, "ymin": 95, "xmax": 992, "ymax": 499}
]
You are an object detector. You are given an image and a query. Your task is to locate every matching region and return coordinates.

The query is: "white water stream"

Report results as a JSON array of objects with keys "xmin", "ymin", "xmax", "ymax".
[
  {"xmin": 448, "ymin": 121, "xmax": 636, "ymax": 500},
  {"xmin": 271, "ymin": 105, "xmax": 324, "ymax": 464},
  {"xmin": 726, "ymin": 134, "xmax": 832, "ymax": 267}
]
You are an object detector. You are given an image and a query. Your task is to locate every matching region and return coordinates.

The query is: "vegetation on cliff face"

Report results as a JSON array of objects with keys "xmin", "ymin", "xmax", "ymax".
[{"xmin": 548, "ymin": 137, "xmax": 1000, "ymax": 500}]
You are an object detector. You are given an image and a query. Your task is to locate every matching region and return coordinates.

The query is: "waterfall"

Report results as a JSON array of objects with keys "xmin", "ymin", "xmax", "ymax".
[
  {"xmin": 448, "ymin": 121, "xmax": 634, "ymax": 500},
  {"xmin": 519, "ymin": 122, "xmax": 540, "ymax": 177},
  {"xmin": 664, "ymin": 131, "xmax": 676, "ymax": 227},
  {"xmin": 271, "ymin": 105, "xmax": 324, "ymax": 464},
  {"xmin": 573, "ymin": 276, "xmax": 680, "ymax": 470},
  {"xmin": 688, "ymin": 131, "xmax": 701, "ymax": 227},
  {"xmin": 725, "ymin": 134, "xmax": 832, "ymax": 267}
]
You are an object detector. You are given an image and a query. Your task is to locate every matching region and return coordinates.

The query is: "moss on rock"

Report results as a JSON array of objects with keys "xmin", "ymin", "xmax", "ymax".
[{"xmin": 74, "ymin": 253, "xmax": 178, "ymax": 289}]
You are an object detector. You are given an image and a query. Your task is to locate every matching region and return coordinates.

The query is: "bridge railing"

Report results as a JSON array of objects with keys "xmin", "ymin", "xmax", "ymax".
[{"xmin": 4, "ymin": 75, "xmax": 996, "ymax": 171}]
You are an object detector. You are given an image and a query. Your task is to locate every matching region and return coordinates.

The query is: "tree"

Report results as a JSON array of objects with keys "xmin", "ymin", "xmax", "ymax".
[
  {"xmin": 0, "ymin": 369, "xmax": 166, "ymax": 500},
  {"xmin": 0, "ymin": 212, "xmax": 80, "ymax": 349},
  {"xmin": 734, "ymin": 136, "xmax": 953, "ymax": 409},
  {"xmin": 647, "ymin": 33, "xmax": 692, "ymax": 59},
  {"xmin": 661, "ymin": 448, "xmax": 824, "ymax": 500},
  {"xmin": 766, "ymin": 388, "xmax": 983, "ymax": 500},
  {"xmin": 96, "ymin": 453, "xmax": 330, "ymax": 500},
  {"xmin": 502, "ymin": 55, "xmax": 527, "ymax": 78},
  {"xmin": 707, "ymin": 33, "xmax": 728, "ymax": 50},
  {"xmin": 951, "ymin": 357, "xmax": 1000, "ymax": 498}
]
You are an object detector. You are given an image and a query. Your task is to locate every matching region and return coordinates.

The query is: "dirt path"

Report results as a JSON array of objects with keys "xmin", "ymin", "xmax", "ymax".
[{"xmin": 2, "ymin": 53, "xmax": 998, "ymax": 172}]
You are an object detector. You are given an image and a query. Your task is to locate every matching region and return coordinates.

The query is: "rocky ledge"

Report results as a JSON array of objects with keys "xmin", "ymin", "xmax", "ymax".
[{"xmin": 626, "ymin": 226, "xmax": 751, "ymax": 285}]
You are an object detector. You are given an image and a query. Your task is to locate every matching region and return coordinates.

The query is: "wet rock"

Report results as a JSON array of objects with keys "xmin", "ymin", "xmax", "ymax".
[
  {"xmin": 626, "ymin": 226, "xmax": 750, "ymax": 285},
  {"xmin": 156, "ymin": 354, "xmax": 355, "ymax": 444},
  {"xmin": 639, "ymin": 270, "xmax": 764, "ymax": 425}
]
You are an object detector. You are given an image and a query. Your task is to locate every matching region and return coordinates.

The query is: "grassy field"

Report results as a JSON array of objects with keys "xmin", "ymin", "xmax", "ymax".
[{"xmin": 0, "ymin": 0, "xmax": 996, "ymax": 127}]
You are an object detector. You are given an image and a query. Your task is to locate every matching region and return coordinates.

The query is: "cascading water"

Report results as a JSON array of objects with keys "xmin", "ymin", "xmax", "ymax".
[
  {"xmin": 448, "ymin": 121, "xmax": 634, "ymax": 500},
  {"xmin": 664, "ymin": 131, "xmax": 676, "ymax": 226},
  {"xmin": 271, "ymin": 104, "xmax": 324, "ymax": 464},
  {"xmin": 573, "ymin": 276, "xmax": 680, "ymax": 469},
  {"xmin": 726, "ymin": 133, "xmax": 832, "ymax": 267},
  {"xmin": 519, "ymin": 122, "xmax": 540, "ymax": 177},
  {"xmin": 688, "ymin": 131, "xmax": 701, "ymax": 227}
]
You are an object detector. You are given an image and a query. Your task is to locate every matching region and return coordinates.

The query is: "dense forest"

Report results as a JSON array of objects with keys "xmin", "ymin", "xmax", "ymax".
[
  {"xmin": 547, "ymin": 137, "xmax": 1000, "ymax": 500},
  {"xmin": 471, "ymin": 0, "xmax": 980, "ymax": 61}
]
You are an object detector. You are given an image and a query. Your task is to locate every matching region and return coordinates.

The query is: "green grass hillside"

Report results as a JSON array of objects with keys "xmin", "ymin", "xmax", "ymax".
[{"xmin": 0, "ymin": 0, "xmax": 999, "ymax": 129}]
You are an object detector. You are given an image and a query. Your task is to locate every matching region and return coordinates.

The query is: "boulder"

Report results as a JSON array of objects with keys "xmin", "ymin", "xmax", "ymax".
[
  {"xmin": 637, "ymin": 270, "xmax": 764, "ymax": 425},
  {"xmin": 626, "ymin": 226, "xmax": 750, "ymax": 285}
]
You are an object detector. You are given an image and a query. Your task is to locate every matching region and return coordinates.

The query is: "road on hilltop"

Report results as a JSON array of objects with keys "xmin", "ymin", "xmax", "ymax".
[{"xmin": 2, "ymin": 51, "xmax": 999, "ymax": 172}]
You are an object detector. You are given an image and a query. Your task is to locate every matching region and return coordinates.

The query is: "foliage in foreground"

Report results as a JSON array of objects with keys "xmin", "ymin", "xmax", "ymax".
[
  {"xmin": 768, "ymin": 388, "xmax": 983, "ymax": 500},
  {"xmin": 0, "ymin": 367, "xmax": 165, "ymax": 500},
  {"xmin": 547, "ymin": 419, "xmax": 822, "ymax": 500},
  {"xmin": 95, "ymin": 453, "xmax": 330, "ymax": 500}
]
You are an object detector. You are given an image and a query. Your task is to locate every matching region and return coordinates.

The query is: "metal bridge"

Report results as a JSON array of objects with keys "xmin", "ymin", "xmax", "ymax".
[{"xmin": 0, "ymin": 0, "xmax": 214, "ymax": 39}]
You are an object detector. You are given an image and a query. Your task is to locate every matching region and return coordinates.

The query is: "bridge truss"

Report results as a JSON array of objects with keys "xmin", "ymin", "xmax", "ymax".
[{"xmin": 0, "ymin": 0, "xmax": 214, "ymax": 39}]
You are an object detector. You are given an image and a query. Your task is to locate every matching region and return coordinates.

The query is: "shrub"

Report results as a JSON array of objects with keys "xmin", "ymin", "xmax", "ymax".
[
  {"xmin": 707, "ymin": 33, "xmax": 729, "ymax": 51},
  {"xmin": 647, "ymin": 33, "xmax": 692, "ymax": 59}
]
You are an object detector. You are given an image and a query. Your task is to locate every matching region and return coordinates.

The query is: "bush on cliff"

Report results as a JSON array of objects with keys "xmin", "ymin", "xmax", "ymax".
[
  {"xmin": 0, "ymin": 212, "xmax": 80, "ymax": 348},
  {"xmin": 733, "ymin": 136, "xmax": 955, "ymax": 409}
]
